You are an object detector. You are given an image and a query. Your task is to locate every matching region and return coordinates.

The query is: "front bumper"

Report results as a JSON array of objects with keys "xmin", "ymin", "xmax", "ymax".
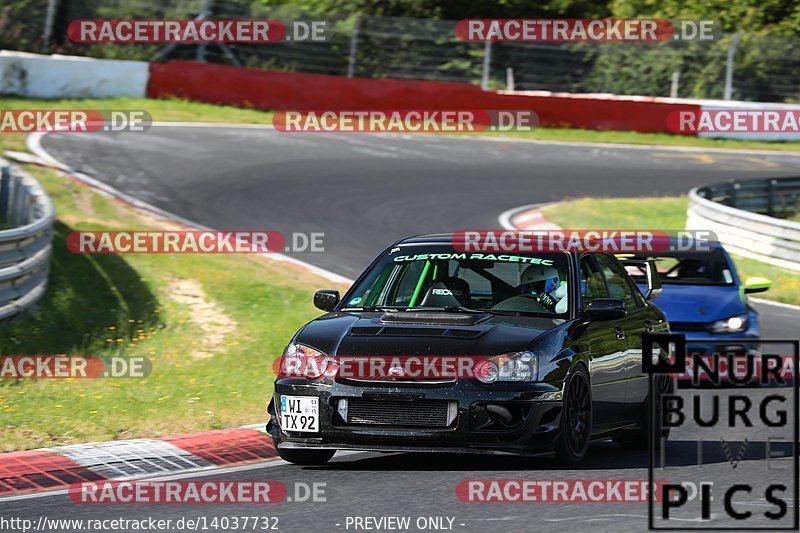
[
  {"xmin": 673, "ymin": 317, "xmax": 760, "ymax": 356},
  {"xmin": 266, "ymin": 378, "xmax": 563, "ymax": 455}
]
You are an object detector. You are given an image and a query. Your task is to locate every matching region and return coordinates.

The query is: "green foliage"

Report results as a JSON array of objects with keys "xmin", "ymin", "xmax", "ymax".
[{"xmin": 257, "ymin": 0, "xmax": 610, "ymax": 19}]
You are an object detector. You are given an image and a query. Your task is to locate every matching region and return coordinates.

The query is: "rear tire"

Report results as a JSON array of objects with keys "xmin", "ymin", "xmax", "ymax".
[
  {"xmin": 276, "ymin": 446, "xmax": 335, "ymax": 465},
  {"xmin": 554, "ymin": 365, "xmax": 592, "ymax": 465}
]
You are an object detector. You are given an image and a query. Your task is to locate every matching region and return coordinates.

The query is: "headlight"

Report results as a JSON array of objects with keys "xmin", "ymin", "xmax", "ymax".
[
  {"xmin": 278, "ymin": 343, "xmax": 337, "ymax": 379},
  {"xmin": 709, "ymin": 314, "xmax": 748, "ymax": 333},
  {"xmin": 473, "ymin": 351, "xmax": 537, "ymax": 383}
]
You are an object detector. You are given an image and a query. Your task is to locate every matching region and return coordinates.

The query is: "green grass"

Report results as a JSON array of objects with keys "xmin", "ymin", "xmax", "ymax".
[
  {"xmin": 542, "ymin": 196, "xmax": 800, "ymax": 306},
  {"xmin": 0, "ymin": 96, "xmax": 277, "ymax": 125},
  {"xmin": 2, "ymin": 96, "xmax": 800, "ymax": 152},
  {"xmin": 0, "ymin": 164, "xmax": 344, "ymax": 452}
]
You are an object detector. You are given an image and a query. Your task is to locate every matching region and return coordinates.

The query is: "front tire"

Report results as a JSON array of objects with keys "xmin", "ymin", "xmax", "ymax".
[
  {"xmin": 275, "ymin": 445, "xmax": 335, "ymax": 465},
  {"xmin": 554, "ymin": 365, "xmax": 592, "ymax": 465}
]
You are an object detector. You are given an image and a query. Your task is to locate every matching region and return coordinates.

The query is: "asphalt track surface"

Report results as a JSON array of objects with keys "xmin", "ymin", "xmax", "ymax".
[{"xmin": 2, "ymin": 127, "xmax": 800, "ymax": 532}]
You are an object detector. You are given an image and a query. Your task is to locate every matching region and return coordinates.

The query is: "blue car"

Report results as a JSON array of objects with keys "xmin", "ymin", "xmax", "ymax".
[{"xmin": 621, "ymin": 243, "xmax": 771, "ymax": 354}]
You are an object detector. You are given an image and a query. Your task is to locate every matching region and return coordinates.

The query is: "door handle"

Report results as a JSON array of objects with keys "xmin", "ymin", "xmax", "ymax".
[
  {"xmin": 644, "ymin": 319, "xmax": 655, "ymax": 333},
  {"xmin": 614, "ymin": 325, "xmax": 626, "ymax": 340}
]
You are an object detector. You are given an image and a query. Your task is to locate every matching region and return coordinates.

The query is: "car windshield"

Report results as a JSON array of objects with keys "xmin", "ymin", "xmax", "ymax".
[
  {"xmin": 342, "ymin": 245, "xmax": 570, "ymax": 316},
  {"xmin": 622, "ymin": 249, "xmax": 735, "ymax": 286}
]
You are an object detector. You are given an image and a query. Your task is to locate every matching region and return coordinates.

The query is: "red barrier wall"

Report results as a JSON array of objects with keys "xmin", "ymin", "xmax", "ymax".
[{"xmin": 148, "ymin": 61, "xmax": 699, "ymax": 134}]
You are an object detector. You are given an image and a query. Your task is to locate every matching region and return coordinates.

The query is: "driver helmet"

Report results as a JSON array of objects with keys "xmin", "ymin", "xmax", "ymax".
[{"xmin": 519, "ymin": 265, "xmax": 559, "ymax": 295}]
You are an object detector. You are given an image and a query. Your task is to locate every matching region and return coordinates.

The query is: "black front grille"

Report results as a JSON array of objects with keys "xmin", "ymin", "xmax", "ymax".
[{"xmin": 346, "ymin": 399, "xmax": 451, "ymax": 427}]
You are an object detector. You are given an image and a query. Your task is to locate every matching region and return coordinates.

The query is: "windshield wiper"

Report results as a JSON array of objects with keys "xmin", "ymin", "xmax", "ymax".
[
  {"xmin": 406, "ymin": 306, "xmax": 487, "ymax": 314},
  {"xmin": 481, "ymin": 309, "xmax": 538, "ymax": 316},
  {"xmin": 345, "ymin": 305, "xmax": 398, "ymax": 312}
]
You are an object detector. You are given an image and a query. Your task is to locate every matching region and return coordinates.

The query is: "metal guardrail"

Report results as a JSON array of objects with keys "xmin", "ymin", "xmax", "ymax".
[
  {"xmin": 687, "ymin": 177, "xmax": 800, "ymax": 272},
  {"xmin": 0, "ymin": 159, "xmax": 55, "ymax": 320}
]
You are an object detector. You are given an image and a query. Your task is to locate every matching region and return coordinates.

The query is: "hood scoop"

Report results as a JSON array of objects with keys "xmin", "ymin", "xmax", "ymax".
[
  {"xmin": 379, "ymin": 311, "xmax": 485, "ymax": 326},
  {"xmin": 349, "ymin": 325, "xmax": 483, "ymax": 339}
]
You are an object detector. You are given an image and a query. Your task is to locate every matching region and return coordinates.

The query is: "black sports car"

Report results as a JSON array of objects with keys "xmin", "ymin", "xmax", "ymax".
[{"xmin": 266, "ymin": 234, "xmax": 671, "ymax": 465}]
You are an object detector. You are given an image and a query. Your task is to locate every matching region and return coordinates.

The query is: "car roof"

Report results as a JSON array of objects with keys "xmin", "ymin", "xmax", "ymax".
[
  {"xmin": 395, "ymin": 233, "xmax": 578, "ymax": 251},
  {"xmin": 395, "ymin": 233, "xmax": 724, "ymax": 247},
  {"xmin": 396, "ymin": 233, "xmax": 459, "ymax": 245}
]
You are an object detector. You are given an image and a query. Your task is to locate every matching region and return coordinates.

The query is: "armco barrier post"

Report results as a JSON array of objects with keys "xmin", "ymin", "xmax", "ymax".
[
  {"xmin": 729, "ymin": 181, "xmax": 739, "ymax": 208},
  {"xmin": 481, "ymin": 40, "xmax": 492, "ymax": 90},
  {"xmin": 42, "ymin": 0, "xmax": 60, "ymax": 54},
  {"xmin": 347, "ymin": 14, "xmax": 361, "ymax": 78},
  {"xmin": 670, "ymin": 70, "xmax": 680, "ymax": 98},
  {"xmin": 0, "ymin": 166, "xmax": 9, "ymax": 220},
  {"xmin": 196, "ymin": 0, "xmax": 215, "ymax": 63},
  {"xmin": 768, "ymin": 179, "xmax": 777, "ymax": 217},
  {"xmin": 724, "ymin": 33, "xmax": 742, "ymax": 100}
]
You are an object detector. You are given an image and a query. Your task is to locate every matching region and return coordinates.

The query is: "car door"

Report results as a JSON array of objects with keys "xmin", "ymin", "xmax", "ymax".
[
  {"xmin": 595, "ymin": 253, "xmax": 651, "ymax": 420},
  {"xmin": 578, "ymin": 254, "xmax": 628, "ymax": 430}
]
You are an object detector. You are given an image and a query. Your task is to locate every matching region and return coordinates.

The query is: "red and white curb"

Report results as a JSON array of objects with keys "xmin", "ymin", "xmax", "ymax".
[
  {"xmin": 498, "ymin": 203, "xmax": 562, "ymax": 231},
  {"xmin": 0, "ymin": 425, "xmax": 276, "ymax": 497}
]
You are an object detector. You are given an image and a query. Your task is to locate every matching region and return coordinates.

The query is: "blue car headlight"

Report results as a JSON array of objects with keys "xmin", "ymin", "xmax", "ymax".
[{"xmin": 709, "ymin": 313, "xmax": 748, "ymax": 333}]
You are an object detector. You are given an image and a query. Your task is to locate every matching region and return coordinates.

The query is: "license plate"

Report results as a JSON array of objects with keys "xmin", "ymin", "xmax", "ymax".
[{"xmin": 280, "ymin": 395, "xmax": 319, "ymax": 433}]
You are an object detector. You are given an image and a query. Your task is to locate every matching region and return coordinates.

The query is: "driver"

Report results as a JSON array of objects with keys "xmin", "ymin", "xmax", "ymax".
[{"xmin": 518, "ymin": 265, "xmax": 567, "ymax": 313}]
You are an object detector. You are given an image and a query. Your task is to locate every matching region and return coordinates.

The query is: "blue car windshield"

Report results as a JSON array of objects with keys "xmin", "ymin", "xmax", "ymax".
[
  {"xmin": 623, "ymin": 250, "xmax": 735, "ymax": 285},
  {"xmin": 343, "ymin": 246, "xmax": 571, "ymax": 316}
]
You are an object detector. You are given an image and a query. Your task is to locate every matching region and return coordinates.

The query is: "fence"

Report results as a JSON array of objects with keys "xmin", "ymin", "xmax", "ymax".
[
  {"xmin": 4, "ymin": 0, "xmax": 800, "ymax": 103},
  {"xmin": 687, "ymin": 177, "xmax": 800, "ymax": 271},
  {"xmin": 0, "ymin": 159, "xmax": 55, "ymax": 320}
]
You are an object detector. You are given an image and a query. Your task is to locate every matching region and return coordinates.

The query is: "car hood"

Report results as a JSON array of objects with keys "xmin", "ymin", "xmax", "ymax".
[
  {"xmin": 642, "ymin": 284, "xmax": 745, "ymax": 323},
  {"xmin": 294, "ymin": 312, "xmax": 564, "ymax": 358}
]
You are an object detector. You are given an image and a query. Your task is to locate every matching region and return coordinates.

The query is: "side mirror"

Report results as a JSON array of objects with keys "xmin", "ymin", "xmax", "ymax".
[
  {"xmin": 314, "ymin": 290, "xmax": 340, "ymax": 311},
  {"xmin": 587, "ymin": 298, "xmax": 627, "ymax": 321},
  {"xmin": 744, "ymin": 276, "xmax": 771, "ymax": 294},
  {"xmin": 619, "ymin": 258, "xmax": 662, "ymax": 300},
  {"xmin": 642, "ymin": 259, "xmax": 662, "ymax": 300}
]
